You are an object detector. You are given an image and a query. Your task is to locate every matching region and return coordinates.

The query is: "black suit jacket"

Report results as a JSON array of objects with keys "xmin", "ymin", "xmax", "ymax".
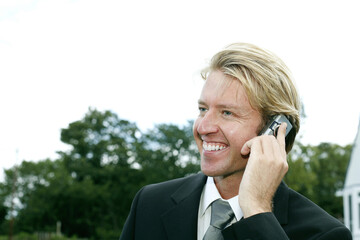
[{"xmin": 120, "ymin": 173, "xmax": 352, "ymax": 240}]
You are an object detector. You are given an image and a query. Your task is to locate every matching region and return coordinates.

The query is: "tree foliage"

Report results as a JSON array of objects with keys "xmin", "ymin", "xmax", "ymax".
[
  {"xmin": 285, "ymin": 141, "xmax": 352, "ymax": 219},
  {"xmin": 0, "ymin": 108, "xmax": 352, "ymax": 239},
  {"xmin": 0, "ymin": 108, "xmax": 199, "ymax": 239}
]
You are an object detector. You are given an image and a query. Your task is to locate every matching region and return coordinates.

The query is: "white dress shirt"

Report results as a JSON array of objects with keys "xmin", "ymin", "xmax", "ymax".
[{"xmin": 197, "ymin": 176, "xmax": 243, "ymax": 239}]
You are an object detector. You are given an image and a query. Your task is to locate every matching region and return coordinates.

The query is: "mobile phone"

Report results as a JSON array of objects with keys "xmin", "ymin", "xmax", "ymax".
[{"xmin": 258, "ymin": 115, "xmax": 292, "ymax": 137}]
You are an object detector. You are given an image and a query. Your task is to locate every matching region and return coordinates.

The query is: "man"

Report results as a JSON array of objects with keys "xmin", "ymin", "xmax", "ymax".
[{"xmin": 120, "ymin": 43, "xmax": 352, "ymax": 239}]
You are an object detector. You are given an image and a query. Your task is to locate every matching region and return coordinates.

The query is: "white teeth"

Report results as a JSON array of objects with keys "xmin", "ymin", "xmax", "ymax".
[{"xmin": 203, "ymin": 143, "xmax": 226, "ymax": 151}]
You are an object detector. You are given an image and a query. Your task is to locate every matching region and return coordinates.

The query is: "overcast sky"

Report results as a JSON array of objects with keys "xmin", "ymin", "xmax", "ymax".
[{"xmin": 1, "ymin": 0, "xmax": 360, "ymax": 176}]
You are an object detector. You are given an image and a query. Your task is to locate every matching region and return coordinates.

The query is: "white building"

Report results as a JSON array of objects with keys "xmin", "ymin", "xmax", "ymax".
[{"xmin": 343, "ymin": 119, "xmax": 360, "ymax": 240}]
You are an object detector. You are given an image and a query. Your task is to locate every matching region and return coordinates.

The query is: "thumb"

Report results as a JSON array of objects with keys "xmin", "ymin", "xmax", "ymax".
[{"xmin": 241, "ymin": 139, "xmax": 253, "ymax": 156}]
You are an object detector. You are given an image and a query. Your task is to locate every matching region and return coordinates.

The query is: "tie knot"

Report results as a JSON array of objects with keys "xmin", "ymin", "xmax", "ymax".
[{"xmin": 210, "ymin": 199, "xmax": 235, "ymax": 230}]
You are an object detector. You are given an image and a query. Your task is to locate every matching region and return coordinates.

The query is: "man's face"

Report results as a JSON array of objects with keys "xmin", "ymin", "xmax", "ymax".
[{"xmin": 193, "ymin": 70, "xmax": 262, "ymax": 178}]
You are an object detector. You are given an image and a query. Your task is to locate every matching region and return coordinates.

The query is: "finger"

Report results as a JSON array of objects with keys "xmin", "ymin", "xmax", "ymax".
[
  {"xmin": 261, "ymin": 135, "xmax": 276, "ymax": 157},
  {"xmin": 276, "ymin": 122, "xmax": 287, "ymax": 151},
  {"xmin": 241, "ymin": 137, "xmax": 263, "ymax": 157},
  {"xmin": 241, "ymin": 138, "xmax": 253, "ymax": 156}
]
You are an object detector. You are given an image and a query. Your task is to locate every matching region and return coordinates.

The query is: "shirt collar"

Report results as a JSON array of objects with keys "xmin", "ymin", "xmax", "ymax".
[{"xmin": 200, "ymin": 176, "xmax": 243, "ymax": 221}]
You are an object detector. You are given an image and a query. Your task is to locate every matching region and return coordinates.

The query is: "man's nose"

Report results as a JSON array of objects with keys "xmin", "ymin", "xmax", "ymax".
[{"xmin": 197, "ymin": 110, "xmax": 219, "ymax": 135}]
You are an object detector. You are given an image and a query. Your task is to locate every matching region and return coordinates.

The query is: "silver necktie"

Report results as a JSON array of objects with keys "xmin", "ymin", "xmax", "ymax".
[{"xmin": 203, "ymin": 199, "xmax": 235, "ymax": 240}]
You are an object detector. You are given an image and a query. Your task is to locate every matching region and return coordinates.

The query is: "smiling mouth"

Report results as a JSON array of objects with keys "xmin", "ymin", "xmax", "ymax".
[{"xmin": 202, "ymin": 142, "xmax": 228, "ymax": 151}]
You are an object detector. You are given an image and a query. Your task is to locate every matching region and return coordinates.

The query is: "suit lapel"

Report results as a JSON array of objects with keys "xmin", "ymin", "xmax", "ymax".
[{"xmin": 161, "ymin": 173, "xmax": 207, "ymax": 240}]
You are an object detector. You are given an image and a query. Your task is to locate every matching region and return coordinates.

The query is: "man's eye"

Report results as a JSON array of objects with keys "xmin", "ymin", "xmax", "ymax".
[
  {"xmin": 198, "ymin": 107, "xmax": 207, "ymax": 112},
  {"xmin": 223, "ymin": 111, "xmax": 232, "ymax": 116}
]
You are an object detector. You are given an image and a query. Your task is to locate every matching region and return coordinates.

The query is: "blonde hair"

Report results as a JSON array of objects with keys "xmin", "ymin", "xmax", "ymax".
[{"xmin": 202, "ymin": 43, "xmax": 300, "ymax": 152}]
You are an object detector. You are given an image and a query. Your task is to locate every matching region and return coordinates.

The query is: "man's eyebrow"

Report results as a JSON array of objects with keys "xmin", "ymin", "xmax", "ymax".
[
  {"xmin": 198, "ymin": 100, "xmax": 240, "ymax": 110},
  {"xmin": 216, "ymin": 103, "xmax": 240, "ymax": 109},
  {"xmin": 198, "ymin": 100, "xmax": 207, "ymax": 106}
]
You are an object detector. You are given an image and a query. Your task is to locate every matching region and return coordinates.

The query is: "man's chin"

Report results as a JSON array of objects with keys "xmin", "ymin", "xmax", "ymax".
[
  {"xmin": 201, "ymin": 167, "xmax": 245, "ymax": 179},
  {"xmin": 200, "ymin": 166, "xmax": 220, "ymax": 177}
]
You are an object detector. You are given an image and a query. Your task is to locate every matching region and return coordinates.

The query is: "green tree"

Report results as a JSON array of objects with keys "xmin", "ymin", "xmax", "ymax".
[
  {"xmin": 0, "ymin": 159, "xmax": 71, "ymax": 233},
  {"xmin": 285, "ymin": 141, "xmax": 317, "ymax": 199},
  {"xmin": 58, "ymin": 108, "xmax": 144, "ymax": 238},
  {"xmin": 59, "ymin": 108, "xmax": 141, "ymax": 182},
  {"xmin": 0, "ymin": 109, "xmax": 146, "ymax": 239},
  {"xmin": 286, "ymin": 142, "xmax": 351, "ymax": 219},
  {"xmin": 137, "ymin": 121, "xmax": 200, "ymax": 183},
  {"xmin": 308, "ymin": 143, "xmax": 351, "ymax": 219}
]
